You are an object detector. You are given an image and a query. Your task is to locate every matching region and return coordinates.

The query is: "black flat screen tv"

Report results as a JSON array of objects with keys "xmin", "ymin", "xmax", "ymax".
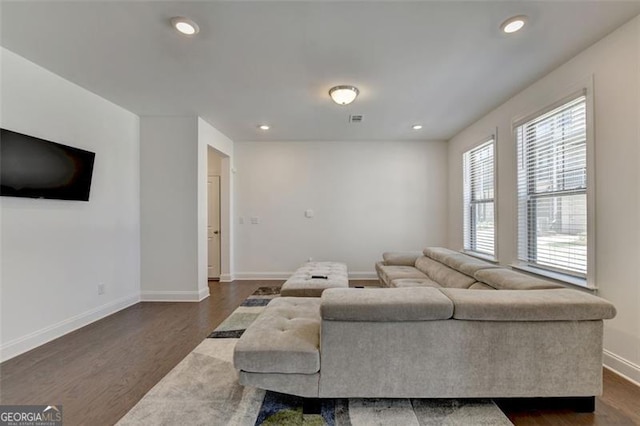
[{"xmin": 1, "ymin": 128, "xmax": 96, "ymax": 201}]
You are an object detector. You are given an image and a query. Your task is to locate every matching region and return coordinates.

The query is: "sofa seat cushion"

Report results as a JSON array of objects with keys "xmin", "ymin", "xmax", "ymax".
[
  {"xmin": 415, "ymin": 256, "xmax": 476, "ymax": 289},
  {"xmin": 441, "ymin": 288, "xmax": 617, "ymax": 321},
  {"xmin": 423, "ymin": 247, "xmax": 500, "ymax": 276},
  {"xmin": 377, "ymin": 264, "xmax": 429, "ymax": 285},
  {"xmin": 234, "ymin": 297, "xmax": 321, "ymax": 374},
  {"xmin": 474, "ymin": 268, "xmax": 563, "ymax": 290},
  {"xmin": 468, "ymin": 282, "xmax": 496, "ymax": 290},
  {"xmin": 391, "ymin": 278, "xmax": 442, "ymax": 288},
  {"xmin": 321, "ymin": 288, "xmax": 453, "ymax": 321}
]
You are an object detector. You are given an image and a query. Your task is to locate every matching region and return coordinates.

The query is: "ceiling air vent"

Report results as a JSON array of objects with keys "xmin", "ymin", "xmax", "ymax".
[{"xmin": 349, "ymin": 115, "xmax": 364, "ymax": 123}]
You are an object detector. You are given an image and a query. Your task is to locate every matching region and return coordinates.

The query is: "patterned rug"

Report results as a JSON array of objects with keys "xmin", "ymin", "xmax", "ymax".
[{"xmin": 117, "ymin": 287, "xmax": 513, "ymax": 425}]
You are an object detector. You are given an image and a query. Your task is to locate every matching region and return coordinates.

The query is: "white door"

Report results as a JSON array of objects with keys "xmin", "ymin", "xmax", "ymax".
[{"xmin": 208, "ymin": 176, "xmax": 221, "ymax": 279}]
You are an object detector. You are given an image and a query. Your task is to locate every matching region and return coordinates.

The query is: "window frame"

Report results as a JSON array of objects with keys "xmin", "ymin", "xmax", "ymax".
[
  {"xmin": 462, "ymin": 137, "xmax": 497, "ymax": 260},
  {"xmin": 512, "ymin": 85, "xmax": 595, "ymax": 289}
]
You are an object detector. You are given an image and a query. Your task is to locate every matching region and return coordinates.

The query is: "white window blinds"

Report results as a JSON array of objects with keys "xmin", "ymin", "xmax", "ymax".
[
  {"xmin": 516, "ymin": 95, "xmax": 587, "ymax": 276},
  {"xmin": 463, "ymin": 139, "xmax": 495, "ymax": 257}
]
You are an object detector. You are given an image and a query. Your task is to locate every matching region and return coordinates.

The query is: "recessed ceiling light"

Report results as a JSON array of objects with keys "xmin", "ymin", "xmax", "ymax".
[
  {"xmin": 171, "ymin": 17, "xmax": 199, "ymax": 36},
  {"xmin": 258, "ymin": 125, "xmax": 270, "ymax": 130},
  {"xmin": 501, "ymin": 15, "xmax": 527, "ymax": 34},
  {"xmin": 412, "ymin": 124, "xmax": 423, "ymax": 130}
]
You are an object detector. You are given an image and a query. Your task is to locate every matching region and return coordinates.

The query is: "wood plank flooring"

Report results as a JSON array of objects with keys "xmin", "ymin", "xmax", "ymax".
[
  {"xmin": 1, "ymin": 280, "xmax": 638, "ymax": 426},
  {"xmin": 496, "ymin": 369, "xmax": 640, "ymax": 425}
]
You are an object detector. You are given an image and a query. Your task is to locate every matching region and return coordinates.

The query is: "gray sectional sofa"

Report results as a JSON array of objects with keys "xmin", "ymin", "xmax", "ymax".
[{"xmin": 234, "ymin": 247, "xmax": 616, "ymax": 411}]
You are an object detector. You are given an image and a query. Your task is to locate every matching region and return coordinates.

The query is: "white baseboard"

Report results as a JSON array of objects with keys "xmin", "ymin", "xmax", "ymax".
[
  {"xmin": 219, "ymin": 273, "xmax": 234, "ymax": 283},
  {"xmin": 234, "ymin": 272, "xmax": 292, "ymax": 280},
  {"xmin": 234, "ymin": 271, "xmax": 378, "ymax": 280},
  {"xmin": 603, "ymin": 349, "xmax": 640, "ymax": 386},
  {"xmin": 0, "ymin": 293, "xmax": 140, "ymax": 363},
  {"xmin": 140, "ymin": 290, "xmax": 209, "ymax": 302},
  {"xmin": 198, "ymin": 287, "xmax": 210, "ymax": 301}
]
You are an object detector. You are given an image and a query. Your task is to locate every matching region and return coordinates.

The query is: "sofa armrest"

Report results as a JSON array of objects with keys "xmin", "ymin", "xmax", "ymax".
[
  {"xmin": 440, "ymin": 288, "xmax": 617, "ymax": 321},
  {"xmin": 320, "ymin": 288, "xmax": 453, "ymax": 321},
  {"xmin": 382, "ymin": 251, "xmax": 422, "ymax": 266}
]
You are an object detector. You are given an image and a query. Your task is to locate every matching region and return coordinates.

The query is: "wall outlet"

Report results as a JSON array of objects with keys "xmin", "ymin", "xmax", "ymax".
[{"xmin": 98, "ymin": 283, "xmax": 105, "ymax": 295}]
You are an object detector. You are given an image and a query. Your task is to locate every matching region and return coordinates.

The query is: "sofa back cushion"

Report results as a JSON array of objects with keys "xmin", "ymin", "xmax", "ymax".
[
  {"xmin": 423, "ymin": 247, "xmax": 499, "ymax": 277},
  {"xmin": 382, "ymin": 251, "xmax": 422, "ymax": 266},
  {"xmin": 440, "ymin": 288, "xmax": 617, "ymax": 321},
  {"xmin": 415, "ymin": 256, "xmax": 476, "ymax": 289},
  {"xmin": 423, "ymin": 247, "xmax": 499, "ymax": 276},
  {"xmin": 321, "ymin": 288, "xmax": 453, "ymax": 321},
  {"xmin": 474, "ymin": 268, "xmax": 563, "ymax": 290}
]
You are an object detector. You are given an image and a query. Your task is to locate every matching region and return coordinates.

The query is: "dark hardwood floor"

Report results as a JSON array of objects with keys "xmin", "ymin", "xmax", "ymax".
[
  {"xmin": 1, "ymin": 280, "xmax": 638, "ymax": 425},
  {"xmin": 0, "ymin": 281, "xmax": 270, "ymax": 426},
  {"xmin": 496, "ymin": 369, "xmax": 640, "ymax": 425}
]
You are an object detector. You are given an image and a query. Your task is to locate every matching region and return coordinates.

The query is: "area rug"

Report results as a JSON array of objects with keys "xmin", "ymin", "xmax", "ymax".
[{"xmin": 117, "ymin": 287, "xmax": 513, "ymax": 425}]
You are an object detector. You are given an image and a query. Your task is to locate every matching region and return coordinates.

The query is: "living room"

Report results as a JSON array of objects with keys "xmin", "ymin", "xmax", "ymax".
[{"xmin": 1, "ymin": 1, "xmax": 639, "ymax": 425}]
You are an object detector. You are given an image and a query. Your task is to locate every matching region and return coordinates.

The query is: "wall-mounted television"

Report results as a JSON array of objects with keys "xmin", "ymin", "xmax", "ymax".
[{"xmin": 1, "ymin": 128, "xmax": 96, "ymax": 201}]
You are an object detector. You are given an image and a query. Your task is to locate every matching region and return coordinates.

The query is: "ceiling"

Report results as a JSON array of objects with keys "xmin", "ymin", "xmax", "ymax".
[{"xmin": 2, "ymin": 1, "xmax": 640, "ymax": 142}]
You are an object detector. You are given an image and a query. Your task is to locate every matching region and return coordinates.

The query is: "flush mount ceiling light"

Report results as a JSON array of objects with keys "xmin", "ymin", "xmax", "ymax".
[
  {"xmin": 501, "ymin": 15, "xmax": 527, "ymax": 34},
  {"xmin": 329, "ymin": 86, "xmax": 359, "ymax": 106},
  {"xmin": 412, "ymin": 124, "xmax": 423, "ymax": 130},
  {"xmin": 258, "ymin": 124, "xmax": 270, "ymax": 130},
  {"xmin": 171, "ymin": 17, "xmax": 200, "ymax": 36}
]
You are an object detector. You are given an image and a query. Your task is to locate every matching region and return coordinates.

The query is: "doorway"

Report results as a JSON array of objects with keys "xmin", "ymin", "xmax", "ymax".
[{"xmin": 208, "ymin": 147, "xmax": 222, "ymax": 280}]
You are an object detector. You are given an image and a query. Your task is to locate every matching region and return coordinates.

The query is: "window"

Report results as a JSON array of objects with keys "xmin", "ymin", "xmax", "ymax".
[
  {"xmin": 516, "ymin": 94, "xmax": 587, "ymax": 278},
  {"xmin": 463, "ymin": 139, "xmax": 495, "ymax": 257}
]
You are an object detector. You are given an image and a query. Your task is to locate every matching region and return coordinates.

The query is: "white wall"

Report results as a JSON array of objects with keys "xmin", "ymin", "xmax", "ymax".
[
  {"xmin": 448, "ymin": 16, "xmax": 640, "ymax": 383},
  {"xmin": 139, "ymin": 116, "xmax": 206, "ymax": 301},
  {"xmin": 0, "ymin": 48, "xmax": 140, "ymax": 361},
  {"xmin": 234, "ymin": 140, "xmax": 448, "ymax": 278},
  {"xmin": 134, "ymin": 116, "xmax": 237, "ymax": 299},
  {"xmin": 198, "ymin": 118, "xmax": 235, "ymax": 283}
]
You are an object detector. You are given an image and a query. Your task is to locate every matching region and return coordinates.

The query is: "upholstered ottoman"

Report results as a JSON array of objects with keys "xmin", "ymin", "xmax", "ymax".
[
  {"xmin": 233, "ymin": 297, "xmax": 322, "ymax": 397},
  {"xmin": 280, "ymin": 261, "xmax": 349, "ymax": 297}
]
